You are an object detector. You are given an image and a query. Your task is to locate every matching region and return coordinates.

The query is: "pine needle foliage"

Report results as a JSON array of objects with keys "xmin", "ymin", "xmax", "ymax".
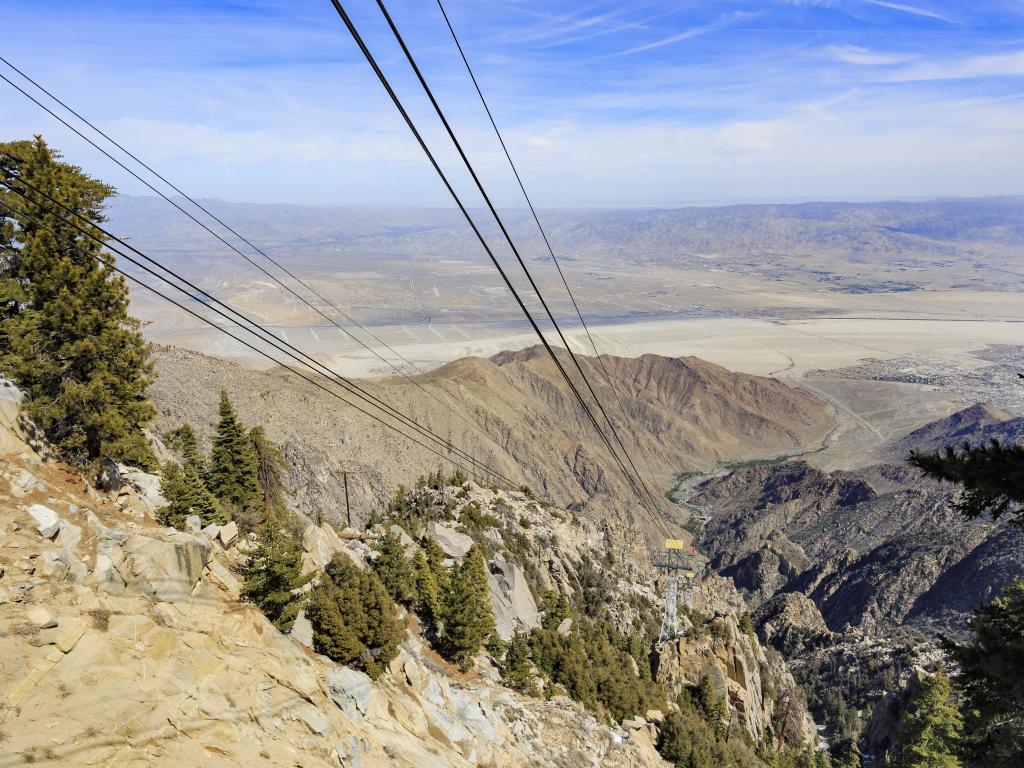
[
  {"xmin": 943, "ymin": 579, "xmax": 1024, "ymax": 767},
  {"xmin": 0, "ymin": 137, "xmax": 155, "ymax": 468},
  {"xmin": 158, "ymin": 460, "xmax": 226, "ymax": 528},
  {"xmin": 164, "ymin": 423, "xmax": 202, "ymax": 470},
  {"xmin": 242, "ymin": 508, "xmax": 312, "ymax": 632},
  {"xmin": 372, "ymin": 530, "xmax": 416, "ymax": 605},
  {"xmin": 248, "ymin": 425, "xmax": 286, "ymax": 509},
  {"xmin": 898, "ymin": 673, "xmax": 963, "ymax": 768},
  {"xmin": 411, "ymin": 548, "xmax": 442, "ymax": 630},
  {"xmin": 909, "ymin": 439, "xmax": 1024, "ymax": 529},
  {"xmin": 696, "ymin": 674, "xmax": 729, "ymax": 740},
  {"xmin": 500, "ymin": 631, "xmax": 538, "ymax": 695}
]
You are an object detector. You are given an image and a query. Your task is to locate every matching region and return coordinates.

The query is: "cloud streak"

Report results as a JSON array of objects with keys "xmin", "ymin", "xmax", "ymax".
[
  {"xmin": 862, "ymin": 0, "xmax": 958, "ymax": 24},
  {"xmin": 597, "ymin": 11, "xmax": 758, "ymax": 59}
]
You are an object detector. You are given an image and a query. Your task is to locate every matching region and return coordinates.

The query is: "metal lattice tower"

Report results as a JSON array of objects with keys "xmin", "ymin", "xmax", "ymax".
[
  {"xmin": 658, "ymin": 575, "xmax": 679, "ymax": 643},
  {"xmin": 654, "ymin": 539, "xmax": 700, "ymax": 644}
]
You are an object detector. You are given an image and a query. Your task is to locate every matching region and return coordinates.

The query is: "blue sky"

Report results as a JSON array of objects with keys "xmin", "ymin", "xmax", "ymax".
[{"xmin": 2, "ymin": 0, "xmax": 1023, "ymax": 207}]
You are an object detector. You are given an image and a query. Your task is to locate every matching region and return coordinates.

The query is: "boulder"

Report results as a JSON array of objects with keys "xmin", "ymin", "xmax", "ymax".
[
  {"xmin": 218, "ymin": 521, "xmax": 239, "ymax": 548},
  {"xmin": 487, "ymin": 559, "xmax": 541, "ymax": 641},
  {"xmin": 38, "ymin": 549, "xmax": 71, "ymax": 580},
  {"xmin": 119, "ymin": 466, "xmax": 167, "ymax": 513},
  {"xmin": 116, "ymin": 532, "xmax": 212, "ymax": 601},
  {"xmin": 201, "ymin": 524, "xmax": 220, "ymax": 540},
  {"xmin": 27, "ymin": 606, "xmax": 57, "ymax": 628},
  {"xmin": 55, "ymin": 518, "xmax": 82, "ymax": 550},
  {"xmin": 26, "ymin": 503, "xmax": 61, "ymax": 539},
  {"xmin": 428, "ymin": 522, "xmax": 473, "ymax": 558},
  {"xmin": 556, "ymin": 618, "xmax": 573, "ymax": 637},
  {"xmin": 388, "ymin": 524, "xmax": 418, "ymax": 557},
  {"xmin": 185, "ymin": 515, "xmax": 202, "ymax": 533},
  {"xmin": 303, "ymin": 524, "xmax": 346, "ymax": 571},
  {"xmin": 325, "ymin": 667, "xmax": 372, "ymax": 722}
]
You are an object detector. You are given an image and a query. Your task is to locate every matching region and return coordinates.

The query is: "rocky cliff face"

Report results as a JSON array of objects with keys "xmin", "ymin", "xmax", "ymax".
[
  {"xmin": 653, "ymin": 575, "xmax": 817, "ymax": 747},
  {"xmin": 148, "ymin": 345, "xmax": 831, "ymax": 541},
  {"xmin": 689, "ymin": 403, "xmax": 1024, "ymax": 754}
]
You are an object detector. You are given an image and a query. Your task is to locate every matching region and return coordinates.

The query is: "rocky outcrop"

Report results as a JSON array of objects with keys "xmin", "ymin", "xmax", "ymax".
[
  {"xmin": 752, "ymin": 593, "xmax": 832, "ymax": 655},
  {"xmin": 487, "ymin": 558, "xmax": 541, "ymax": 641},
  {"xmin": 117, "ymin": 532, "xmax": 213, "ymax": 601},
  {"xmin": 653, "ymin": 576, "xmax": 816, "ymax": 746},
  {"xmin": 429, "ymin": 522, "xmax": 474, "ymax": 558}
]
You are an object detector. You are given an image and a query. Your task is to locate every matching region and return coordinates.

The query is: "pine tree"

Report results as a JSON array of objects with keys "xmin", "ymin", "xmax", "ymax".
[
  {"xmin": 248, "ymin": 425, "xmax": 286, "ymax": 508},
  {"xmin": 831, "ymin": 738, "xmax": 861, "ymax": 768},
  {"xmin": 373, "ymin": 530, "xmax": 416, "ymax": 605},
  {"xmin": 158, "ymin": 460, "xmax": 226, "ymax": 528},
  {"xmin": 207, "ymin": 391, "xmax": 261, "ymax": 516},
  {"xmin": 242, "ymin": 508, "xmax": 312, "ymax": 632},
  {"xmin": 440, "ymin": 545, "xmax": 495, "ymax": 669},
  {"xmin": 0, "ymin": 137, "xmax": 155, "ymax": 468},
  {"xmin": 422, "ymin": 537, "xmax": 450, "ymax": 593},
  {"xmin": 944, "ymin": 579, "xmax": 1024, "ymax": 767},
  {"xmin": 164, "ymin": 423, "xmax": 202, "ymax": 471},
  {"xmin": 306, "ymin": 563, "xmax": 364, "ymax": 667},
  {"xmin": 909, "ymin": 436, "xmax": 1024, "ymax": 766},
  {"xmin": 502, "ymin": 631, "xmax": 537, "ymax": 695},
  {"xmin": 357, "ymin": 566, "xmax": 405, "ymax": 679},
  {"xmin": 695, "ymin": 675, "xmax": 728, "ymax": 739},
  {"xmin": 541, "ymin": 590, "xmax": 572, "ymax": 631},
  {"xmin": 305, "ymin": 553, "xmax": 404, "ymax": 680},
  {"xmin": 411, "ymin": 548, "xmax": 441, "ymax": 630},
  {"xmin": 898, "ymin": 673, "xmax": 963, "ymax": 768}
]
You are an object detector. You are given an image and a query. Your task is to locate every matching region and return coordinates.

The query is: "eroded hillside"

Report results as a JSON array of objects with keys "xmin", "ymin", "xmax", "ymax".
[{"xmin": 149, "ymin": 345, "xmax": 831, "ymax": 542}]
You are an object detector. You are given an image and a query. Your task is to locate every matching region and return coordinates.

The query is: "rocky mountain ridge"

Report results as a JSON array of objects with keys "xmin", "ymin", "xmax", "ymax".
[
  {"xmin": 688, "ymin": 402, "xmax": 1024, "ymax": 752},
  {"xmin": 149, "ymin": 344, "xmax": 831, "ymax": 543}
]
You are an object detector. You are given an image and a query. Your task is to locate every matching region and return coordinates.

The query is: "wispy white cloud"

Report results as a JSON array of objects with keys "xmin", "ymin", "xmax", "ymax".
[
  {"xmin": 862, "ymin": 0, "xmax": 958, "ymax": 24},
  {"xmin": 598, "ymin": 11, "xmax": 758, "ymax": 59},
  {"xmin": 824, "ymin": 45, "xmax": 918, "ymax": 66},
  {"xmin": 888, "ymin": 49, "xmax": 1024, "ymax": 80}
]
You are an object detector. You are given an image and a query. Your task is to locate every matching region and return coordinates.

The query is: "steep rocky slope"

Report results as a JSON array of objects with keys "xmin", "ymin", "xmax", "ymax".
[
  {"xmin": 690, "ymin": 403, "xmax": 1024, "ymax": 754},
  {"xmin": 695, "ymin": 456, "xmax": 1024, "ymax": 635},
  {"xmin": 0, "ymin": 400, "xmax": 669, "ymax": 767},
  {"xmin": 0, "ymin": 383, "xmax": 819, "ymax": 766},
  {"xmin": 149, "ymin": 345, "xmax": 831, "ymax": 541}
]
